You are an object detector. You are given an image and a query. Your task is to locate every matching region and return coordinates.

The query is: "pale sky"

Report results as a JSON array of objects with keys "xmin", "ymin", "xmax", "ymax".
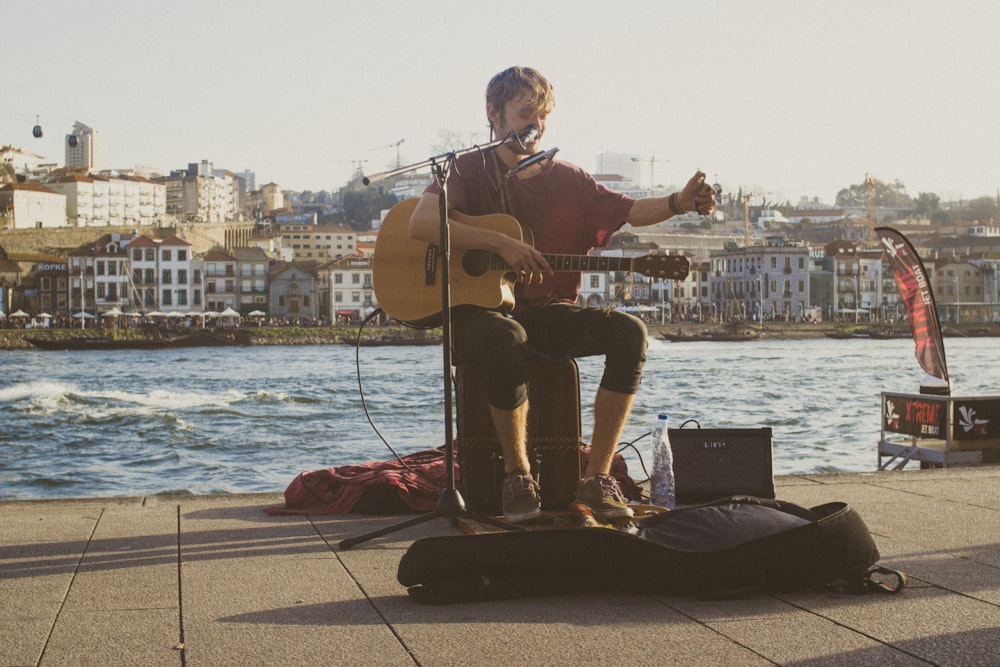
[{"xmin": 5, "ymin": 0, "xmax": 999, "ymax": 206}]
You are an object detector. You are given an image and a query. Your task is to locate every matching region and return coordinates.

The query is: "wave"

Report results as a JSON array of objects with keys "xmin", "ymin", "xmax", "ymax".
[
  {"xmin": 0, "ymin": 380, "xmax": 72, "ymax": 405},
  {"xmin": 3, "ymin": 380, "xmax": 255, "ymax": 417}
]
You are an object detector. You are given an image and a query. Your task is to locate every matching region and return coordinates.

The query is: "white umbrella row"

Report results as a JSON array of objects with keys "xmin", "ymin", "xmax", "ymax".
[
  {"xmin": 2, "ymin": 308, "xmax": 265, "ymax": 319},
  {"xmin": 143, "ymin": 309, "xmax": 244, "ymax": 318}
]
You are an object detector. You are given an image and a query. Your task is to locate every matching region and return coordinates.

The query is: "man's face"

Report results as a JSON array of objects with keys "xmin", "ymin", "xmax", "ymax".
[{"xmin": 488, "ymin": 91, "xmax": 548, "ymax": 156}]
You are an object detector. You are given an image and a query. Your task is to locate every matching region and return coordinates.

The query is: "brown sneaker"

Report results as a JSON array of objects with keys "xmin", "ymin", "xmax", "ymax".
[
  {"xmin": 576, "ymin": 474, "xmax": 634, "ymax": 520},
  {"xmin": 502, "ymin": 474, "xmax": 542, "ymax": 523}
]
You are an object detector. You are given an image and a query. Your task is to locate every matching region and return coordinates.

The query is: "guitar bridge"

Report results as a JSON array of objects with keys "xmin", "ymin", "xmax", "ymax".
[{"xmin": 423, "ymin": 245, "xmax": 438, "ymax": 286}]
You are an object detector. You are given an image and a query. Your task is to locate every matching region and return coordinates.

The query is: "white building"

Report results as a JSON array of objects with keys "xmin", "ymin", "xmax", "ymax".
[
  {"xmin": 323, "ymin": 255, "xmax": 375, "ymax": 321},
  {"xmin": 1, "ymin": 145, "xmax": 48, "ymax": 180},
  {"xmin": 43, "ymin": 175, "xmax": 95, "ymax": 226},
  {"xmin": 0, "ymin": 182, "xmax": 67, "ymax": 229},
  {"xmin": 756, "ymin": 209, "xmax": 790, "ymax": 228},
  {"xmin": 970, "ymin": 224, "xmax": 1000, "ymax": 238},
  {"xmin": 126, "ymin": 234, "xmax": 201, "ymax": 313},
  {"xmin": 67, "ymin": 233, "xmax": 134, "ymax": 316},
  {"xmin": 160, "ymin": 161, "xmax": 239, "ymax": 223},
  {"xmin": 44, "ymin": 174, "xmax": 167, "ymax": 227}
]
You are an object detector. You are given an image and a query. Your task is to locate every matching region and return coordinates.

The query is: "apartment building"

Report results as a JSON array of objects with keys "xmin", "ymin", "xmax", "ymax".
[
  {"xmin": 278, "ymin": 222, "xmax": 356, "ymax": 261},
  {"xmin": 710, "ymin": 240, "xmax": 812, "ymax": 321},
  {"xmin": 67, "ymin": 233, "xmax": 133, "ymax": 316},
  {"xmin": 322, "ymin": 254, "xmax": 374, "ymax": 321},
  {"xmin": 232, "ymin": 247, "xmax": 270, "ymax": 315},
  {"xmin": 160, "ymin": 161, "xmax": 239, "ymax": 223},
  {"xmin": 126, "ymin": 234, "xmax": 202, "ymax": 313},
  {"xmin": 203, "ymin": 249, "xmax": 237, "ymax": 313},
  {"xmin": 0, "ymin": 182, "xmax": 66, "ymax": 229},
  {"xmin": 44, "ymin": 173, "xmax": 166, "ymax": 227},
  {"xmin": 65, "ymin": 121, "xmax": 99, "ymax": 170}
]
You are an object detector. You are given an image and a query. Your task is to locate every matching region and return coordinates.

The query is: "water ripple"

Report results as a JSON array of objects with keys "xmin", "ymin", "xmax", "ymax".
[{"xmin": 2, "ymin": 338, "xmax": 999, "ymax": 499}]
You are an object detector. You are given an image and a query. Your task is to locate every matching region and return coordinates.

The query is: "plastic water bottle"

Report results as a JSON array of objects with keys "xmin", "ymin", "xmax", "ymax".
[{"xmin": 650, "ymin": 413, "xmax": 676, "ymax": 509}]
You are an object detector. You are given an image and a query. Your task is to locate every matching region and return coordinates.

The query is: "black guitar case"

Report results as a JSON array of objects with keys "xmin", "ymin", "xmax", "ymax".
[{"xmin": 397, "ymin": 496, "xmax": 885, "ymax": 604}]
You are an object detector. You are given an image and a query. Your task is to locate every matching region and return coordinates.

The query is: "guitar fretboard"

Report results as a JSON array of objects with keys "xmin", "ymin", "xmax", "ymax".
[{"xmin": 483, "ymin": 252, "xmax": 635, "ymax": 273}]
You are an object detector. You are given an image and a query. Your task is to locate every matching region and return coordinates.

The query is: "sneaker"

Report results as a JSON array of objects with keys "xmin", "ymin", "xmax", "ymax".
[
  {"xmin": 576, "ymin": 474, "xmax": 634, "ymax": 520},
  {"xmin": 502, "ymin": 474, "xmax": 542, "ymax": 523}
]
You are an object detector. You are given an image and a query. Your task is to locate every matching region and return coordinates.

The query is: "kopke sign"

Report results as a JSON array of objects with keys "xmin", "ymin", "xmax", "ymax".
[{"xmin": 883, "ymin": 394, "xmax": 999, "ymax": 440}]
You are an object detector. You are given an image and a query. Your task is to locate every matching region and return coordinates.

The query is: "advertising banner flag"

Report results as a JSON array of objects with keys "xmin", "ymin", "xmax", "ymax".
[{"xmin": 876, "ymin": 227, "xmax": 949, "ymax": 383}]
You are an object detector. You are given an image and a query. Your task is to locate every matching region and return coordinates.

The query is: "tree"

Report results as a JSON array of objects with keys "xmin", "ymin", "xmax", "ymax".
[
  {"xmin": 835, "ymin": 178, "xmax": 914, "ymax": 209},
  {"xmin": 337, "ymin": 186, "xmax": 400, "ymax": 230},
  {"xmin": 931, "ymin": 210, "xmax": 951, "ymax": 225},
  {"xmin": 297, "ymin": 190, "xmax": 332, "ymax": 206},
  {"xmin": 964, "ymin": 196, "xmax": 1000, "ymax": 223},
  {"xmin": 432, "ymin": 129, "xmax": 488, "ymax": 154},
  {"xmin": 914, "ymin": 192, "xmax": 940, "ymax": 217}
]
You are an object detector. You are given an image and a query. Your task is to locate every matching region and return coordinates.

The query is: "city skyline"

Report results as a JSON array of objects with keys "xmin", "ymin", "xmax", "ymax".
[{"xmin": 4, "ymin": 1, "xmax": 1000, "ymax": 205}]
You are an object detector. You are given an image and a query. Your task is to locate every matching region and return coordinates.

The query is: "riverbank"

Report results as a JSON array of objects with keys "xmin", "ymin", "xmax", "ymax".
[
  {"xmin": 3, "ymin": 321, "xmax": 997, "ymax": 350},
  {"xmin": 0, "ymin": 325, "xmax": 439, "ymax": 350}
]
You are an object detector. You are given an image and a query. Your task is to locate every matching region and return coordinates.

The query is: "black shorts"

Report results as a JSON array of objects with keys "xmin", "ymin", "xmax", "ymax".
[{"xmin": 451, "ymin": 303, "xmax": 647, "ymax": 410}]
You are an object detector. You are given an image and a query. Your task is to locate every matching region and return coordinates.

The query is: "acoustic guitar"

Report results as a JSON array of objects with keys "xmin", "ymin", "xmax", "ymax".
[{"xmin": 373, "ymin": 198, "xmax": 690, "ymax": 326}]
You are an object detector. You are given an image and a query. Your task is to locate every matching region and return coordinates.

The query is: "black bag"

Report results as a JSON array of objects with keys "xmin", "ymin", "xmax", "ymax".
[{"xmin": 396, "ymin": 496, "xmax": 906, "ymax": 604}]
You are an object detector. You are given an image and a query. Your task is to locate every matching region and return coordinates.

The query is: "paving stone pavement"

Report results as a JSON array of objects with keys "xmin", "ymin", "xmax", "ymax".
[{"xmin": 3, "ymin": 467, "xmax": 1000, "ymax": 666}]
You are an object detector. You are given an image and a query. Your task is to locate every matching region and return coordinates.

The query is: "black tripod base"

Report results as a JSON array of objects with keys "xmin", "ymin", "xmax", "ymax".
[{"xmin": 338, "ymin": 488, "xmax": 526, "ymax": 550}]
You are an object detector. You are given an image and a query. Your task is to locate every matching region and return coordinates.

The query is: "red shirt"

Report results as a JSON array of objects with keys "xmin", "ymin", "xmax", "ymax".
[{"xmin": 426, "ymin": 151, "xmax": 634, "ymax": 309}]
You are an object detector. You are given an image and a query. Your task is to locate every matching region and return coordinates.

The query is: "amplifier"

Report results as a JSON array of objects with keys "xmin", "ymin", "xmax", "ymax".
[{"xmin": 668, "ymin": 427, "xmax": 774, "ymax": 502}]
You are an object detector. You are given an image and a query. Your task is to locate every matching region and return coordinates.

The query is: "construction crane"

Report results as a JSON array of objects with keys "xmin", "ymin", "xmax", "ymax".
[
  {"xmin": 864, "ymin": 172, "xmax": 888, "ymax": 243},
  {"xmin": 351, "ymin": 160, "xmax": 368, "ymax": 179},
  {"xmin": 741, "ymin": 192, "xmax": 772, "ymax": 248},
  {"xmin": 743, "ymin": 194, "xmax": 751, "ymax": 248},
  {"xmin": 376, "ymin": 138, "xmax": 405, "ymax": 169}
]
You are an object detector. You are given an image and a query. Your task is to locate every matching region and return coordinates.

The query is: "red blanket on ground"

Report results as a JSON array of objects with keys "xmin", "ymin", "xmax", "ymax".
[{"xmin": 264, "ymin": 445, "xmax": 642, "ymax": 515}]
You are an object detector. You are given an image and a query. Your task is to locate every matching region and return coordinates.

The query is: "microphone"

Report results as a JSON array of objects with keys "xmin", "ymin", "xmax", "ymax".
[
  {"xmin": 517, "ymin": 125, "xmax": 539, "ymax": 148},
  {"xmin": 506, "ymin": 147, "xmax": 559, "ymax": 179},
  {"xmin": 503, "ymin": 125, "xmax": 539, "ymax": 149}
]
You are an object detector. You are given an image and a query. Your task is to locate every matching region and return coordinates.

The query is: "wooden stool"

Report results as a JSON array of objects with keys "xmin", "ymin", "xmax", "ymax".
[{"xmin": 455, "ymin": 356, "xmax": 582, "ymax": 514}]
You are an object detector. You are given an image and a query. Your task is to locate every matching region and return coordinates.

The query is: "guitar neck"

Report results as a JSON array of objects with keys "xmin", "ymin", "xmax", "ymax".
[{"xmin": 489, "ymin": 252, "xmax": 635, "ymax": 273}]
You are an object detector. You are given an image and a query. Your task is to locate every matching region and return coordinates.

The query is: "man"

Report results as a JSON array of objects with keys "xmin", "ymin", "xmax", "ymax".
[{"xmin": 409, "ymin": 66, "xmax": 716, "ymax": 522}]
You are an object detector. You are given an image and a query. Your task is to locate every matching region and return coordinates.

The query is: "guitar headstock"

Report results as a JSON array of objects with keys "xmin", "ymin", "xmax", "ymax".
[{"xmin": 634, "ymin": 254, "xmax": 690, "ymax": 280}]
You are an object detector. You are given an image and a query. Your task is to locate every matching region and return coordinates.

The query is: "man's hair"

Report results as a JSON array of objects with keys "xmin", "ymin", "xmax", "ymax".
[{"xmin": 485, "ymin": 66, "xmax": 555, "ymax": 132}]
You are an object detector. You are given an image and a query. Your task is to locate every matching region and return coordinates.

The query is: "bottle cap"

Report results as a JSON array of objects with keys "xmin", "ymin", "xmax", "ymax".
[{"xmin": 658, "ymin": 413, "xmax": 669, "ymax": 420}]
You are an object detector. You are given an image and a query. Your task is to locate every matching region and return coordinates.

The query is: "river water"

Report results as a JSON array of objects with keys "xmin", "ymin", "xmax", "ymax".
[{"xmin": 2, "ymin": 336, "xmax": 998, "ymax": 500}]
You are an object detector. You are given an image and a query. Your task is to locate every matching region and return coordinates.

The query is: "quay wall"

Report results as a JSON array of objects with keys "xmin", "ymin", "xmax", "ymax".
[
  {"xmin": 4, "ymin": 322, "xmax": 996, "ymax": 351},
  {"xmin": 0, "ymin": 221, "xmax": 253, "ymax": 257},
  {"xmin": 0, "ymin": 322, "xmax": 881, "ymax": 351}
]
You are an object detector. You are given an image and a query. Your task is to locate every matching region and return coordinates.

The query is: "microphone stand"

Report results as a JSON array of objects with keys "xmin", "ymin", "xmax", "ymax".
[{"xmin": 339, "ymin": 134, "xmax": 529, "ymax": 549}]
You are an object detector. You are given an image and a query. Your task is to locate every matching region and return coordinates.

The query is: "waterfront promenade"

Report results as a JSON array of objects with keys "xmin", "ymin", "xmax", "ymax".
[{"xmin": 4, "ymin": 467, "xmax": 1000, "ymax": 666}]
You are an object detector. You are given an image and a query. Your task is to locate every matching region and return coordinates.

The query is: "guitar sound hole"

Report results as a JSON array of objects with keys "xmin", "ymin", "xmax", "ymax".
[{"xmin": 462, "ymin": 250, "xmax": 493, "ymax": 277}]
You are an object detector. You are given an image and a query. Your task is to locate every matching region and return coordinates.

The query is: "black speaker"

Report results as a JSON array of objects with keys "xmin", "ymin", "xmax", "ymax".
[
  {"xmin": 668, "ymin": 427, "xmax": 774, "ymax": 502},
  {"xmin": 456, "ymin": 357, "xmax": 582, "ymax": 514}
]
